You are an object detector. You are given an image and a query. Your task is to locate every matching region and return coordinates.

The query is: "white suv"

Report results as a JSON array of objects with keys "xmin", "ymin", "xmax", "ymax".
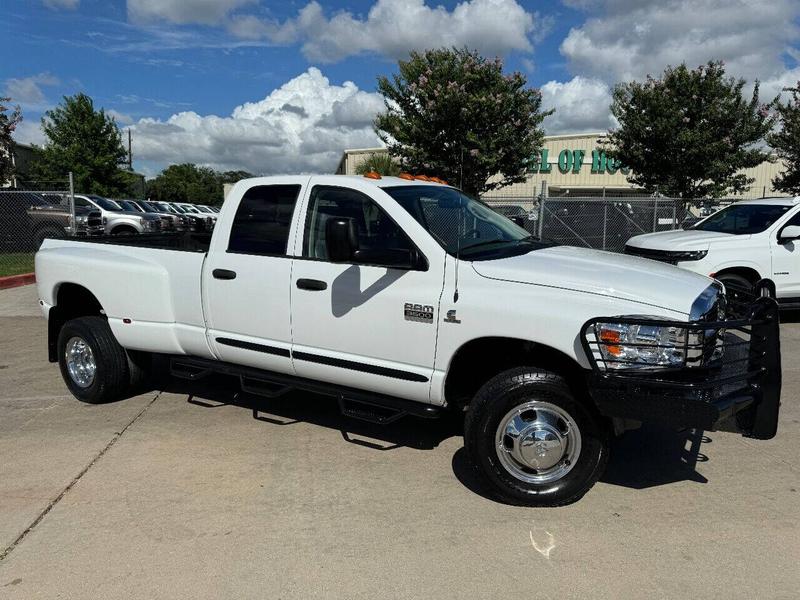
[{"xmin": 626, "ymin": 197, "xmax": 800, "ymax": 308}]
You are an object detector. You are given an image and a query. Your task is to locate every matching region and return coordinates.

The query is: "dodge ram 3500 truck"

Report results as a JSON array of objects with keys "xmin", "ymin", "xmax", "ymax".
[{"xmin": 35, "ymin": 175, "xmax": 782, "ymax": 506}]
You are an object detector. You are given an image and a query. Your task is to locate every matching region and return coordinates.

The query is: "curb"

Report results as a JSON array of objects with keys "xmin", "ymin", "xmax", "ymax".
[{"xmin": 0, "ymin": 273, "xmax": 36, "ymax": 290}]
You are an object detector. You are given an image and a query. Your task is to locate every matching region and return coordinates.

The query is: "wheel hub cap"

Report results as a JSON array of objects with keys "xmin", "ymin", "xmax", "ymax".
[
  {"xmin": 65, "ymin": 336, "xmax": 96, "ymax": 388},
  {"xmin": 495, "ymin": 401, "xmax": 581, "ymax": 484}
]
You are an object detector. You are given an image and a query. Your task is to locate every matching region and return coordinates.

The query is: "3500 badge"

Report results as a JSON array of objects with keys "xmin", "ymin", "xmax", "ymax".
[{"xmin": 404, "ymin": 303, "xmax": 434, "ymax": 323}]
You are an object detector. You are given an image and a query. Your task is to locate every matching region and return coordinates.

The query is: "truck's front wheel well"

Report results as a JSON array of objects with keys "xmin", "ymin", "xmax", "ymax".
[
  {"xmin": 444, "ymin": 337, "xmax": 589, "ymax": 412},
  {"xmin": 48, "ymin": 283, "xmax": 104, "ymax": 362},
  {"xmin": 713, "ymin": 267, "xmax": 762, "ymax": 287}
]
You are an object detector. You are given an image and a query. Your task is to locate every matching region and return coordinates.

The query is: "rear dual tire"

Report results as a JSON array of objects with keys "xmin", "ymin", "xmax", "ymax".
[
  {"xmin": 57, "ymin": 316, "xmax": 149, "ymax": 403},
  {"xmin": 464, "ymin": 367, "xmax": 610, "ymax": 507}
]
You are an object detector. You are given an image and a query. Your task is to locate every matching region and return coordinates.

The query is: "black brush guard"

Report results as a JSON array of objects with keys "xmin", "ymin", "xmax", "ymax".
[{"xmin": 581, "ymin": 297, "xmax": 781, "ymax": 439}]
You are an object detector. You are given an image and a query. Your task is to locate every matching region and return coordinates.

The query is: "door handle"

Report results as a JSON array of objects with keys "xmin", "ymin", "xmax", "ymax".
[
  {"xmin": 296, "ymin": 278, "xmax": 327, "ymax": 291},
  {"xmin": 212, "ymin": 268, "xmax": 237, "ymax": 280}
]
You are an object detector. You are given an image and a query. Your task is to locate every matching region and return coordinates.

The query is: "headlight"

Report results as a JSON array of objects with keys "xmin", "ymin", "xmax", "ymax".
[
  {"xmin": 593, "ymin": 321, "xmax": 691, "ymax": 370},
  {"xmin": 673, "ymin": 249, "xmax": 708, "ymax": 262},
  {"xmin": 75, "ymin": 215, "xmax": 88, "ymax": 225}
]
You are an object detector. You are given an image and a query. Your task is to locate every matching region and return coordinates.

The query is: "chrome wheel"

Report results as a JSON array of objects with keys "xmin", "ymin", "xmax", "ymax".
[
  {"xmin": 65, "ymin": 336, "xmax": 96, "ymax": 388},
  {"xmin": 495, "ymin": 400, "xmax": 581, "ymax": 484}
]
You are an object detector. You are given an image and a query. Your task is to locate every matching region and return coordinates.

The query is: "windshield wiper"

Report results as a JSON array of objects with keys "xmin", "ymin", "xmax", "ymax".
[{"xmin": 460, "ymin": 239, "xmax": 510, "ymax": 252}]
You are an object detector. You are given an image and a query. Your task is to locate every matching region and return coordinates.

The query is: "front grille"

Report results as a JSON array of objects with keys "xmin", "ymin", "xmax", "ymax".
[
  {"xmin": 161, "ymin": 216, "xmax": 174, "ymax": 230},
  {"xmin": 624, "ymin": 245, "xmax": 678, "ymax": 264},
  {"xmin": 87, "ymin": 210, "xmax": 102, "ymax": 228}
]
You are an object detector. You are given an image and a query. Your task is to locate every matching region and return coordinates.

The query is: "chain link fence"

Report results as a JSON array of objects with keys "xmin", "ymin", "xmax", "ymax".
[
  {"xmin": 0, "ymin": 177, "xmax": 80, "ymax": 277},
  {"xmin": 483, "ymin": 192, "xmax": 791, "ymax": 253}
]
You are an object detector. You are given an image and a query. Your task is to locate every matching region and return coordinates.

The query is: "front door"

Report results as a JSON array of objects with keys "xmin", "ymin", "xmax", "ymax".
[
  {"xmin": 203, "ymin": 182, "xmax": 304, "ymax": 374},
  {"xmin": 290, "ymin": 183, "xmax": 445, "ymax": 403},
  {"xmin": 770, "ymin": 211, "xmax": 800, "ymax": 300}
]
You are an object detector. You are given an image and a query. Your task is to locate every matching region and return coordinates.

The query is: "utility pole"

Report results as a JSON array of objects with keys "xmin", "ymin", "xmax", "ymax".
[{"xmin": 127, "ymin": 129, "xmax": 133, "ymax": 171}]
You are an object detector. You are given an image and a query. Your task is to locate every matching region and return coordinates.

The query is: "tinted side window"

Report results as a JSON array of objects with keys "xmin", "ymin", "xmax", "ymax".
[
  {"xmin": 303, "ymin": 186, "xmax": 413, "ymax": 262},
  {"xmin": 228, "ymin": 185, "xmax": 301, "ymax": 256}
]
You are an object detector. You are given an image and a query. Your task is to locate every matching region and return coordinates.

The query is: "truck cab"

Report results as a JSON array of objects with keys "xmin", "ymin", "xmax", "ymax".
[{"xmin": 35, "ymin": 175, "xmax": 783, "ymax": 506}]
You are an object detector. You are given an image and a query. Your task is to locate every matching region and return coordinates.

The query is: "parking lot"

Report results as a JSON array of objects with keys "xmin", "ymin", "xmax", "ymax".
[{"xmin": 0, "ymin": 284, "xmax": 798, "ymax": 599}]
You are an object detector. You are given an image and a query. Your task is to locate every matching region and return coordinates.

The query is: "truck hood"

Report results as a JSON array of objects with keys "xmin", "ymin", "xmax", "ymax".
[
  {"xmin": 471, "ymin": 245, "xmax": 713, "ymax": 315},
  {"xmin": 626, "ymin": 229, "xmax": 741, "ymax": 250}
]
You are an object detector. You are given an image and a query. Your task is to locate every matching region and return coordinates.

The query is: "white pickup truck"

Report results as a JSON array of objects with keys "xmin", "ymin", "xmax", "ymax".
[
  {"xmin": 626, "ymin": 197, "xmax": 800, "ymax": 309},
  {"xmin": 35, "ymin": 175, "xmax": 782, "ymax": 506}
]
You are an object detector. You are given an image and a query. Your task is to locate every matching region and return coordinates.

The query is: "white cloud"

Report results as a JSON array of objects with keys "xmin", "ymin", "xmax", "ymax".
[
  {"xmin": 12, "ymin": 120, "xmax": 47, "ymax": 147},
  {"xmin": 43, "ymin": 0, "xmax": 79, "ymax": 9},
  {"xmin": 127, "ymin": 0, "xmax": 256, "ymax": 26},
  {"xmin": 107, "ymin": 109, "xmax": 134, "ymax": 125},
  {"xmin": 560, "ymin": 0, "xmax": 800, "ymax": 86},
  {"xmin": 296, "ymin": 0, "xmax": 535, "ymax": 62},
  {"xmin": 540, "ymin": 76, "xmax": 616, "ymax": 134},
  {"xmin": 123, "ymin": 0, "xmax": 543, "ymax": 62},
  {"xmin": 130, "ymin": 68, "xmax": 384, "ymax": 175},
  {"xmin": 3, "ymin": 73, "xmax": 59, "ymax": 110}
]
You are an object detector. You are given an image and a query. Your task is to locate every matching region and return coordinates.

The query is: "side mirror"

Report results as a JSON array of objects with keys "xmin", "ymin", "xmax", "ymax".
[
  {"xmin": 325, "ymin": 217, "xmax": 357, "ymax": 262},
  {"xmin": 779, "ymin": 225, "xmax": 800, "ymax": 243}
]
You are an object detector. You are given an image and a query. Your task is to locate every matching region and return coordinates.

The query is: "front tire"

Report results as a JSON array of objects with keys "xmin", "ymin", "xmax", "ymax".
[
  {"xmin": 464, "ymin": 367, "xmax": 610, "ymax": 506},
  {"xmin": 57, "ymin": 316, "xmax": 132, "ymax": 403}
]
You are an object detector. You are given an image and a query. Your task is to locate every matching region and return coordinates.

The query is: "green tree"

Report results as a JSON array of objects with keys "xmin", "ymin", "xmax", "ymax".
[
  {"xmin": 768, "ymin": 83, "xmax": 800, "ymax": 195},
  {"xmin": 606, "ymin": 61, "xmax": 774, "ymax": 199},
  {"xmin": 354, "ymin": 152, "xmax": 401, "ymax": 176},
  {"xmin": 146, "ymin": 164, "xmax": 253, "ymax": 205},
  {"xmin": 375, "ymin": 48, "xmax": 550, "ymax": 198},
  {"xmin": 0, "ymin": 98, "xmax": 23, "ymax": 184},
  {"xmin": 30, "ymin": 93, "xmax": 134, "ymax": 195}
]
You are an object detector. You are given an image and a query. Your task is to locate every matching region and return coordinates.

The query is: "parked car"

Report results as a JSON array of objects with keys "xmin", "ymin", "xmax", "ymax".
[
  {"xmin": 163, "ymin": 202, "xmax": 210, "ymax": 232},
  {"xmin": 73, "ymin": 194, "xmax": 162, "ymax": 235},
  {"xmin": 625, "ymin": 197, "xmax": 800, "ymax": 310},
  {"xmin": 134, "ymin": 200, "xmax": 190, "ymax": 231},
  {"xmin": 113, "ymin": 199, "xmax": 180, "ymax": 232},
  {"xmin": 0, "ymin": 191, "xmax": 102, "ymax": 251},
  {"xmin": 36, "ymin": 175, "xmax": 781, "ymax": 507}
]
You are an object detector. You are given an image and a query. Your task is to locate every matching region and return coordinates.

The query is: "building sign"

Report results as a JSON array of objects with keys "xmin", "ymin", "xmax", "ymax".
[{"xmin": 529, "ymin": 148, "xmax": 629, "ymax": 176}]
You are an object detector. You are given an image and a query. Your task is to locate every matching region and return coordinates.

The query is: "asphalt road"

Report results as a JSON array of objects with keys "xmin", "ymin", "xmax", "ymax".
[{"xmin": 1, "ymin": 284, "xmax": 798, "ymax": 599}]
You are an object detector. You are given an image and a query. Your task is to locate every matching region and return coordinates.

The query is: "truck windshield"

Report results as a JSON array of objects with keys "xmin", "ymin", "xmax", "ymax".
[
  {"xmin": 693, "ymin": 203, "xmax": 792, "ymax": 234},
  {"xmin": 115, "ymin": 200, "xmax": 140, "ymax": 212},
  {"xmin": 87, "ymin": 195, "xmax": 123, "ymax": 212},
  {"xmin": 382, "ymin": 185, "xmax": 551, "ymax": 258}
]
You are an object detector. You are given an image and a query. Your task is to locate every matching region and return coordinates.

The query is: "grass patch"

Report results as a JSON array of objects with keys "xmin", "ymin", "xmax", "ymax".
[{"xmin": 0, "ymin": 253, "xmax": 35, "ymax": 277}]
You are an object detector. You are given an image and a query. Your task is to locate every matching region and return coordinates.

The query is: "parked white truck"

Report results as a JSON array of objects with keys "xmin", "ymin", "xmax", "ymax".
[
  {"xmin": 35, "ymin": 175, "xmax": 782, "ymax": 506},
  {"xmin": 626, "ymin": 197, "xmax": 800, "ymax": 309}
]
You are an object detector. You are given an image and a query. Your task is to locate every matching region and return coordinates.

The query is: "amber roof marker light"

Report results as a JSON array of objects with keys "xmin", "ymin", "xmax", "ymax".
[{"xmin": 363, "ymin": 171, "xmax": 382, "ymax": 180}]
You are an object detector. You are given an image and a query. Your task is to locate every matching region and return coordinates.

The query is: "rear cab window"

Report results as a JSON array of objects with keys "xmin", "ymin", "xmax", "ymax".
[{"xmin": 227, "ymin": 185, "xmax": 301, "ymax": 256}]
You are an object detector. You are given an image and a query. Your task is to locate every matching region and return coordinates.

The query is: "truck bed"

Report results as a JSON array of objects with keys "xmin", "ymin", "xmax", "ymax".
[{"xmin": 65, "ymin": 232, "xmax": 212, "ymax": 253}]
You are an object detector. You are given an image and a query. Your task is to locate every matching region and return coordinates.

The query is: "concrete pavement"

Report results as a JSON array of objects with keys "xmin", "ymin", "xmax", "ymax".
[{"xmin": 0, "ymin": 284, "xmax": 798, "ymax": 599}]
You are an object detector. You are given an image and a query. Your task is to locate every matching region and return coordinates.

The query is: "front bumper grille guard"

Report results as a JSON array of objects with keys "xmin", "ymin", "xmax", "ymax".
[{"xmin": 580, "ymin": 297, "xmax": 781, "ymax": 439}]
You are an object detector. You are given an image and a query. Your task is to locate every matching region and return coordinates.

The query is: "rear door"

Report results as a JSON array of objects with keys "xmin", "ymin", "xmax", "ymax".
[
  {"xmin": 202, "ymin": 179, "xmax": 306, "ymax": 374},
  {"xmin": 289, "ymin": 178, "xmax": 447, "ymax": 403}
]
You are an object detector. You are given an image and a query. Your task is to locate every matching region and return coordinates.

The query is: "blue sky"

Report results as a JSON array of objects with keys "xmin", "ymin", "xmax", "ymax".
[{"xmin": 3, "ymin": 0, "xmax": 799, "ymax": 176}]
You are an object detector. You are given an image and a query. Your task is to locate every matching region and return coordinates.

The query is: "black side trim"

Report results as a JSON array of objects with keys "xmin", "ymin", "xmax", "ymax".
[
  {"xmin": 293, "ymin": 351, "xmax": 429, "ymax": 383},
  {"xmin": 216, "ymin": 337, "xmax": 291, "ymax": 358},
  {"xmin": 215, "ymin": 337, "xmax": 428, "ymax": 383}
]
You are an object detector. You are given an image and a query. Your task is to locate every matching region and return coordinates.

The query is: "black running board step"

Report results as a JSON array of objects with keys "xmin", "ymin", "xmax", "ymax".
[
  {"xmin": 240, "ymin": 375, "xmax": 292, "ymax": 398},
  {"xmin": 171, "ymin": 359, "xmax": 213, "ymax": 381},
  {"xmin": 338, "ymin": 396, "xmax": 406, "ymax": 424},
  {"xmin": 162, "ymin": 354, "xmax": 442, "ymax": 421}
]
